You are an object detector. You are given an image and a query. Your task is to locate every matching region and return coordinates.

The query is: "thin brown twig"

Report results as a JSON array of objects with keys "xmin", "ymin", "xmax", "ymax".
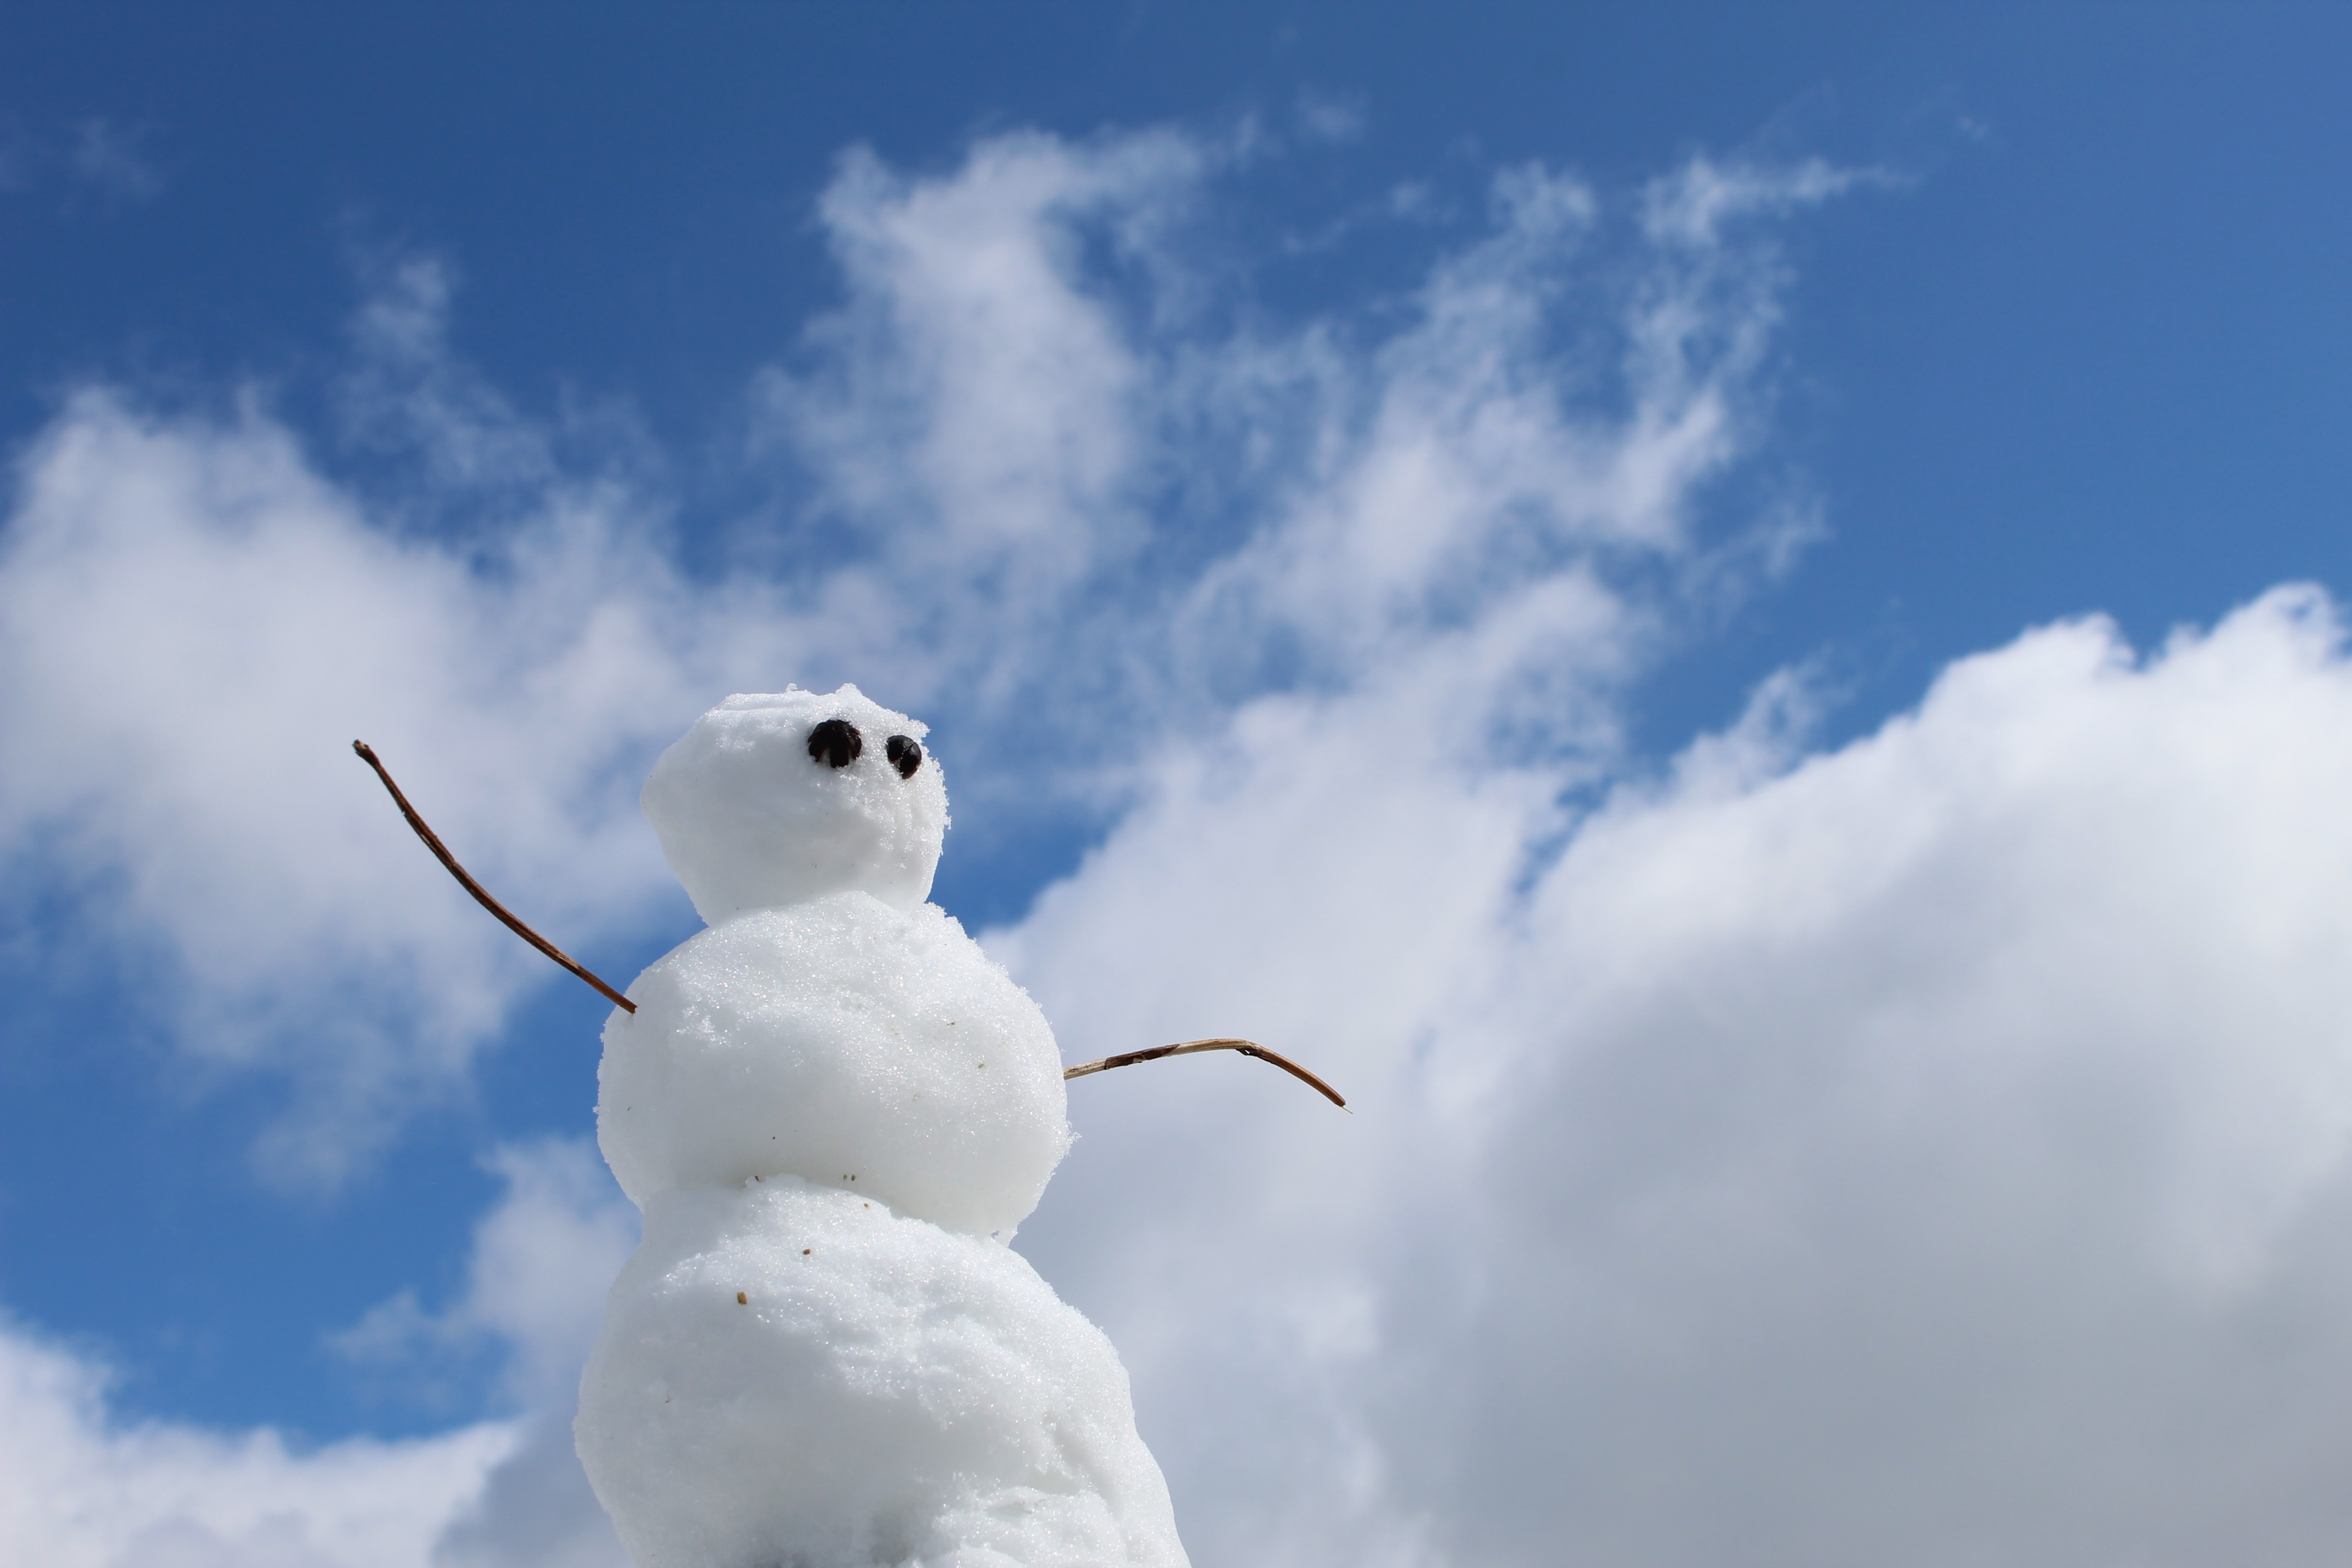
[
  {"xmin": 352, "ymin": 740, "xmax": 636, "ymax": 1014},
  {"xmin": 1064, "ymin": 1037, "xmax": 1346, "ymax": 1108}
]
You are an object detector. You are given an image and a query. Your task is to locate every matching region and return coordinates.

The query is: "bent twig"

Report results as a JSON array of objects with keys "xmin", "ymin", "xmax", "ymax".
[
  {"xmin": 1064, "ymin": 1038, "xmax": 1345, "ymax": 1108},
  {"xmin": 352, "ymin": 740, "xmax": 636, "ymax": 1014}
]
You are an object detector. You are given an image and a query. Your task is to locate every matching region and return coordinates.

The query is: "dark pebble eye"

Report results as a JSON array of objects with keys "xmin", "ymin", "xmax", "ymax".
[
  {"xmin": 807, "ymin": 718, "xmax": 862, "ymax": 768},
  {"xmin": 885, "ymin": 735, "xmax": 923, "ymax": 778}
]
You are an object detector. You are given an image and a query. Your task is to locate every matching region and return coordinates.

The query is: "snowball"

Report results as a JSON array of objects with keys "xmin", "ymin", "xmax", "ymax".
[
  {"xmin": 576, "ymin": 1177, "xmax": 1188, "ymax": 1568},
  {"xmin": 599, "ymin": 891, "xmax": 1072, "ymax": 1238},
  {"xmin": 643, "ymin": 687, "xmax": 949, "ymax": 925}
]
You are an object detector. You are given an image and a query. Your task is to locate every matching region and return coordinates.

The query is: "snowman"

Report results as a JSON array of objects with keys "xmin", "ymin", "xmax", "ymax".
[{"xmin": 573, "ymin": 686, "xmax": 1190, "ymax": 1568}]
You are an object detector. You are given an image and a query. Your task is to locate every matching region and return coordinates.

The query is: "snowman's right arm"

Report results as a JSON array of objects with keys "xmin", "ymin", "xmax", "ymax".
[{"xmin": 353, "ymin": 740, "xmax": 637, "ymax": 1015}]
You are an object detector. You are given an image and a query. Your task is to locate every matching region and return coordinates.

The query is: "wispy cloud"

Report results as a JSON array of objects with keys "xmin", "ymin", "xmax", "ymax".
[
  {"xmin": 68, "ymin": 116, "xmax": 164, "ymax": 203},
  {"xmin": 0, "ymin": 128, "xmax": 34, "ymax": 193},
  {"xmin": 1, "ymin": 122, "xmax": 1810, "ymax": 1187},
  {"xmin": 0, "ymin": 116, "xmax": 166, "ymax": 205},
  {"xmin": 1293, "ymin": 88, "xmax": 1368, "ymax": 146}
]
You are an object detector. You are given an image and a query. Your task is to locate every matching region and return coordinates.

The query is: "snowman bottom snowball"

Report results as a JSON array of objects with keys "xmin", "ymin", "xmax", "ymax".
[{"xmin": 577, "ymin": 1179, "xmax": 1187, "ymax": 1568}]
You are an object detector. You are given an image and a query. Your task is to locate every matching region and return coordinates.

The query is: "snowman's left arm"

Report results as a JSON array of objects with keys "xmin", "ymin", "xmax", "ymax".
[{"xmin": 1064, "ymin": 1037, "xmax": 1345, "ymax": 1107}]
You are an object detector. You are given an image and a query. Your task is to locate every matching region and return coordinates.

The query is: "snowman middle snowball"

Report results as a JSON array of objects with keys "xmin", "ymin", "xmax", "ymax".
[
  {"xmin": 599, "ymin": 688, "xmax": 1070, "ymax": 1236},
  {"xmin": 579, "ymin": 687, "xmax": 1187, "ymax": 1568}
]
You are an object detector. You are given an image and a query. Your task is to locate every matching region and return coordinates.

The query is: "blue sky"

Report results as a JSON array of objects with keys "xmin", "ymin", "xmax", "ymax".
[{"xmin": 6, "ymin": 6, "xmax": 2352, "ymax": 1564}]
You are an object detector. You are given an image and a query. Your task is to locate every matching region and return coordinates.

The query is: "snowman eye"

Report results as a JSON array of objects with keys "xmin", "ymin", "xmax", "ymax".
[
  {"xmin": 885, "ymin": 735, "xmax": 923, "ymax": 779},
  {"xmin": 807, "ymin": 718, "xmax": 862, "ymax": 768}
]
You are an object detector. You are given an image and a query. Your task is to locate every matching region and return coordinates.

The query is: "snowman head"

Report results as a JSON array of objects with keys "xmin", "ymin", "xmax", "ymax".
[{"xmin": 642, "ymin": 686, "xmax": 948, "ymax": 924}]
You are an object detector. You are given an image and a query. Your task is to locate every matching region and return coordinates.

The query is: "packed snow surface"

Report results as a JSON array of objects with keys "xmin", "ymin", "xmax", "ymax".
[
  {"xmin": 581, "ymin": 686, "xmax": 1186, "ymax": 1567},
  {"xmin": 642, "ymin": 687, "xmax": 949, "ymax": 924},
  {"xmin": 578, "ymin": 1178, "xmax": 1186, "ymax": 1568},
  {"xmin": 598, "ymin": 890, "xmax": 1070, "ymax": 1236}
]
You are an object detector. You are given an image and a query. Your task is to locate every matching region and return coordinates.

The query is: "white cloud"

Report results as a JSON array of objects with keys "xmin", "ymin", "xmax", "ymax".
[
  {"xmin": 1008, "ymin": 586, "xmax": 2352, "ymax": 1566},
  {"xmin": 333, "ymin": 1139, "xmax": 638, "ymax": 1568},
  {"xmin": 0, "ymin": 1319, "xmax": 513, "ymax": 1568},
  {"xmin": 0, "ymin": 1138, "xmax": 635, "ymax": 1568},
  {"xmin": 0, "ymin": 384, "xmax": 786, "ymax": 1183},
  {"xmin": 333, "ymin": 1139, "xmax": 637, "ymax": 1410}
]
